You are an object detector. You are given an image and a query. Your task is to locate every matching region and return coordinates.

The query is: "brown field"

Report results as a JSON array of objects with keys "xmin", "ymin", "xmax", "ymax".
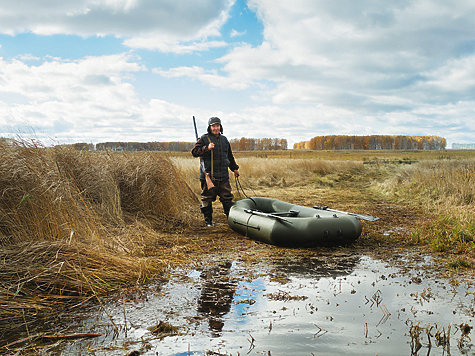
[{"xmin": 2, "ymin": 140, "xmax": 475, "ymax": 329}]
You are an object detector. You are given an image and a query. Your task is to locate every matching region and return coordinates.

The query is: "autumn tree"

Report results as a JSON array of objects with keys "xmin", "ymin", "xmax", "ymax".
[{"xmin": 294, "ymin": 135, "xmax": 446, "ymax": 151}]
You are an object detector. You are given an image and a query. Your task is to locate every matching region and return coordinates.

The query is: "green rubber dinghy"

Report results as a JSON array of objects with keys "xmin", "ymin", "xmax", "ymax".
[{"xmin": 227, "ymin": 197, "xmax": 365, "ymax": 247}]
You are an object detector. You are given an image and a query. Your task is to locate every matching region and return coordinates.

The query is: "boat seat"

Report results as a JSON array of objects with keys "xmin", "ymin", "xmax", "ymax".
[
  {"xmin": 245, "ymin": 209, "xmax": 300, "ymax": 217},
  {"xmin": 268, "ymin": 210, "xmax": 300, "ymax": 217}
]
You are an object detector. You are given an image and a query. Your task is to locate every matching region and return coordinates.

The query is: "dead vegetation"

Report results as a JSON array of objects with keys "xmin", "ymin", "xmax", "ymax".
[
  {"xmin": 375, "ymin": 158, "xmax": 475, "ymax": 256},
  {"xmin": 2, "ymin": 140, "xmax": 475, "ymax": 348},
  {"xmin": 162, "ymin": 151, "xmax": 475, "ymax": 265},
  {"xmin": 0, "ymin": 139, "xmax": 201, "ymax": 325},
  {"xmin": 174, "ymin": 155, "xmax": 364, "ymax": 189}
]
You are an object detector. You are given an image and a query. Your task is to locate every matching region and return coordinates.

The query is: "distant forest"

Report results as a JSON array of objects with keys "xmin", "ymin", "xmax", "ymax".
[
  {"xmin": 69, "ymin": 137, "xmax": 288, "ymax": 152},
  {"xmin": 294, "ymin": 135, "xmax": 447, "ymax": 150},
  {"xmin": 229, "ymin": 137, "xmax": 288, "ymax": 151},
  {"xmin": 94, "ymin": 141, "xmax": 195, "ymax": 152}
]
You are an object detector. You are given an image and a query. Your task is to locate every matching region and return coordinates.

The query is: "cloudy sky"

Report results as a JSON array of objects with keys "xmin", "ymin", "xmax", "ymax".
[{"xmin": 1, "ymin": 0, "xmax": 474, "ymax": 148}]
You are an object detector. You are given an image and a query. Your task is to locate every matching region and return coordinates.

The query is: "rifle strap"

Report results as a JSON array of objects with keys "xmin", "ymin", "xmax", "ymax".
[{"xmin": 205, "ymin": 135, "xmax": 213, "ymax": 177}]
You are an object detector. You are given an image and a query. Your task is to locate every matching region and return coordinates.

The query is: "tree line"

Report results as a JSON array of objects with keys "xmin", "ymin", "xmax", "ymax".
[
  {"xmin": 294, "ymin": 135, "xmax": 447, "ymax": 150},
  {"xmin": 94, "ymin": 141, "xmax": 195, "ymax": 152},
  {"xmin": 229, "ymin": 137, "xmax": 288, "ymax": 151},
  {"xmin": 68, "ymin": 137, "xmax": 288, "ymax": 152}
]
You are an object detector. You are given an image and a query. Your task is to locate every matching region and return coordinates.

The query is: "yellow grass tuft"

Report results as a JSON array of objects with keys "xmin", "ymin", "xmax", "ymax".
[
  {"xmin": 377, "ymin": 158, "xmax": 475, "ymax": 212},
  {"xmin": 374, "ymin": 158, "xmax": 475, "ymax": 253}
]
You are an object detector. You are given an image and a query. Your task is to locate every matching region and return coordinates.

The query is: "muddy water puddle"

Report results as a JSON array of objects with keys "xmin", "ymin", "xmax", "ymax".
[{"xmin": 19, "ymin": 253, "xmax": 475, "ymax": 355}]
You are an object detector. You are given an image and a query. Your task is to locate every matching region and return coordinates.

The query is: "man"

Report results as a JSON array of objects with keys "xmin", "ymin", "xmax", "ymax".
[{"xmin": 191, "ymin": 117, "xmax": 239, "ymax": 226}]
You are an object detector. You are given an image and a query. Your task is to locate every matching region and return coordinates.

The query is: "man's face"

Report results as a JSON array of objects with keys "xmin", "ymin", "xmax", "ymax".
[{"xmin": 210, "ymin": 123, "xmax": 221, "ymax": 136}]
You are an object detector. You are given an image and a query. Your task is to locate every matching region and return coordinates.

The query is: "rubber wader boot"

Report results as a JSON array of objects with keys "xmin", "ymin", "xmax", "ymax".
[
  {"xmin": 200, "ymin": 205, "xmax": 213, "ymax": 226},
  {"xmin": 222, "ymin": 201, "xmax": 234, "ymax": 217}
]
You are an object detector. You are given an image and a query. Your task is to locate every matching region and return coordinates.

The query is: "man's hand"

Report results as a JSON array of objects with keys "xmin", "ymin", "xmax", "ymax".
[
  {"xmin": 234, "ymin": 169, "xmax": 240, "ymax": 177},
  {"xmin": 208, "ymin": 142, "xmax": 215, "ymax": 150}
]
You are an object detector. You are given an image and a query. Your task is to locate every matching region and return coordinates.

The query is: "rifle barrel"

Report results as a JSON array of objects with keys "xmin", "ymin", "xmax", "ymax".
[{"xmin": 193, "ymin": 116, "xmax": 199, "ymax": 141}]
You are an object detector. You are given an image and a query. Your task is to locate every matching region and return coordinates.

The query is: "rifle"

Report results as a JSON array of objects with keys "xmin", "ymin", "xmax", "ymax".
[
  {"xmin": 193, "ymin": 116, "xmax": 215, "ymax": 192},
  {"xmin": 313, "ymin": 206, "xmax": 379, "ymax": 222}
]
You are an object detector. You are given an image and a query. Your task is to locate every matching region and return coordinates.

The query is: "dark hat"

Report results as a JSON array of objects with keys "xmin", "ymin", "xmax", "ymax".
[
  {"xmin": 207, "ymin": 116, "xmax": 223, "ymax": 134},
  {"xmin": 208, "ymin": 117, "xmax": 221, "ymax": 126}
]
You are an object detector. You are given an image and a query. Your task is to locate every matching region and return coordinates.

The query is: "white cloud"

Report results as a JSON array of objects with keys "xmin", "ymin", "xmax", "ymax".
[
  {"xmin": 422, "ymin": 56, "xmax": 475, "ymax": 94},
  {"xmin": 2, "ymin": 0, "xmax": 475, "ymax": 147},
  {"xmin": 0, "ymin": 53, "xmax": 242, "ymax": 144},
  {"xmin": 0, "ymin": 0, "xmax": 235, "ymax": 51},
  {"xmin": 165, "ymin": 0, "xmax": 475, "ymax": 145},
  {"xmin": 230, "ymin": 29, "xmax": 246, "ymax": 37},
  {"xmin": 228, "ymin": 1, "xmax": 475, "ymax": 102},
  {"xmin": 127, "ymin": 0, "xmax": 475, "ymax": 147},
  {"xmin": 0, "ymin": 53, "xmax": 144, "ymax": 104},
  {"xmin": 15, "ymin": 54, "xmax": 40, "ymax": 61},
  {"xmin": 0, "ymin": 53, "xmax": 179, "ymax": 143},
  {"xmin": 153, "ymin": 65, "xmax": 250, "ymax": 90},
  {"xmin": 124, "ymin": 37, "xmax": 228, "ymax": 54}
]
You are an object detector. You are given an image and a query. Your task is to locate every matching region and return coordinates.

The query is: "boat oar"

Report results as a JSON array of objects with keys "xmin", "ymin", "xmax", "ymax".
[
  {"xmin": 244, "ymin": 209, "xmax": 293, "ymax": 224},
  {"xmin": 313, "ymin": 206, "xmax": 379, "ymax": 222}
]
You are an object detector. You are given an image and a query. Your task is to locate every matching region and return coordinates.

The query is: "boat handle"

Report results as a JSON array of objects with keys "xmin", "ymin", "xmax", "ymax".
[{"xmin": 233, "ymin": 219, "xmax": 261, "ymax": 231}]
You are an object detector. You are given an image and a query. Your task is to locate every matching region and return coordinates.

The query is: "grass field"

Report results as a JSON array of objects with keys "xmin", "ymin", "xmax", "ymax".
[{"xmin": 2, "ymin": 139, "xmax": 475, "ymax": 325}]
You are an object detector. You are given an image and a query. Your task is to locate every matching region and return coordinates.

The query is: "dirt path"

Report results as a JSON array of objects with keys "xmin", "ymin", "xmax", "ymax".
[{"xmin": 183, "ymin": 170, "xmax": 432, "ymax": 270}]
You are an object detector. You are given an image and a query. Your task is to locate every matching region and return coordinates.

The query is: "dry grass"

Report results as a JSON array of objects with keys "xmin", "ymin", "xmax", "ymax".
[
  {"xmin": 374, "ymin": 157, "xmax": 475, "ymax": 254},
  {"xmin": 0, "ymin": 139, "xmax": 201, "ymax": 321},
  {"xmin": 0, "ymin": 141, "xmax": 199, "ymax": 244},
  {"xmin": 174, "ymin": 156, "xmax": 364, "ymax": 189},
  {"xmin": 236, "ymin": 157, "xmax": 363, "ymax": 187},
  {"xmin": 379, "ymin": 158, "xmax": 475, "ymax": 208},
  {"xmin": 3, "ymin": 141, "xmax": 475, "ymax": 326},
  {"xmin": 0, "ymin": 241, "xmax": 156, "ymax": 317}
]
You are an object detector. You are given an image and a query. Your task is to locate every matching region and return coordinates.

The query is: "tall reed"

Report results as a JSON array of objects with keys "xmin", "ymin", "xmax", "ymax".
[
  {"xmin": 0, "ymin": 139, "xmax": 200, "ymax": 319},
  {"xmin": 0, "ymin": 140, "xmax": 199, "ymax": 245},
  {"xmin": 0, "ymin": 140, "xmax": 100, "ymax": 244}
]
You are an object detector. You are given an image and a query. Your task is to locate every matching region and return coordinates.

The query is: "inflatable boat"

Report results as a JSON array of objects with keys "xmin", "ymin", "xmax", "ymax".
[{"xmin": 227, "ymin": 197, "xmax": 366, "ymax": 247}]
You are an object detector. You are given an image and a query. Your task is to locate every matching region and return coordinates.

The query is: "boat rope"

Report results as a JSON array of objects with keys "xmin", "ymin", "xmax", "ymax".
[{"xmin": 234, "ymin": 175, "xmax": 257, "ymax": 206}]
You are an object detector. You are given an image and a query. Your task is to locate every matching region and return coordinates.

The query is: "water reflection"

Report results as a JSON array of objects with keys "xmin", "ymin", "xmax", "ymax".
[
  {"xmin": 269, "ymin": 253, "xmax": 360, "ymax": 278},
  {"xmin": 197, "ymin": 261, "xmax": 236, "ymax": 336},
  {"xmin": 5, "ymin": 253, "xmax": 475, "ymax": 356}
]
